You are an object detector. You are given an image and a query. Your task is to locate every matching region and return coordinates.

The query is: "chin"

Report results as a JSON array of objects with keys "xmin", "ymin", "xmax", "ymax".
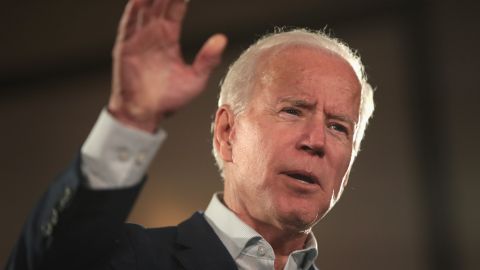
[
  {"xmin": 276, "ymin": 215, "xmax": 317, "ymax": 233},
  {"xmin": 275, "ymin": 206, "xmax": 324, "ymax": 233},
  {"xmin": 269, "ymin": 192, "xmax": 330, "ymax": 232}
]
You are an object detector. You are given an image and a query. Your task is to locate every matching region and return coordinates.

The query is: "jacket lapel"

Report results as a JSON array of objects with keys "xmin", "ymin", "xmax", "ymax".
[{"xmin": 174, "ymin": 212, "xmax": 237, "ymax": 270}]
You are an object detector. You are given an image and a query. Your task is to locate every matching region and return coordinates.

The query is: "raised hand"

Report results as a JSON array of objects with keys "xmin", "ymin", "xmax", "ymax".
[{"xmin": 108, "ymin": 0, "xmax": 227, "ymax": 133}]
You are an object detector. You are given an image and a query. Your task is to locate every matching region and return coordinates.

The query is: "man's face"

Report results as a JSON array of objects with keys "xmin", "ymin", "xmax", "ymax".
[{"xmin": 222, "ymin": 46, "xmax": 361, "ymax": 232}]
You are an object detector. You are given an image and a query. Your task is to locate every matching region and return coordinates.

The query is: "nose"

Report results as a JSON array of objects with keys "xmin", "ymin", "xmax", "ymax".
[{"xmin": 298, "ymin": 121, "xmax": 326, "ymax": 158}]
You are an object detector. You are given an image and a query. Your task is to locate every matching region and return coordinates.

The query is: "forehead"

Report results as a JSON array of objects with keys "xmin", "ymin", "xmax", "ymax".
[{"xmin": 251, "ymin": 45, "xmax": 361, "ymax": 113}]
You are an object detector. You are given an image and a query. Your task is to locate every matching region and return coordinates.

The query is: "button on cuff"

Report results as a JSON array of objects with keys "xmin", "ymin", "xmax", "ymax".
[{"xmin": 257, "ymin": 245, "xmax": 266, "ymax": 257}]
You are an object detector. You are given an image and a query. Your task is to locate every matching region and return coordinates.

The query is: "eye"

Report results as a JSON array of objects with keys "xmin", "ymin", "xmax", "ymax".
[
  {"xmin": 281, "ymin": 107, "xmax": 302, "ymax": 116},
  {"xmin": 328, "ymin": 122, "xmax": 348, "ymax": 134}
]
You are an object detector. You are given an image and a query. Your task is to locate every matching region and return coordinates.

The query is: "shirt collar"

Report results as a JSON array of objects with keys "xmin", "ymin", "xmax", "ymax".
[
  {"xmin": 204, "ymin": 192, "xmax": 318, "ymax": 269},
  {"xmin": 204, "ymin": 192, "xmax": 262, "ymax": 259}
]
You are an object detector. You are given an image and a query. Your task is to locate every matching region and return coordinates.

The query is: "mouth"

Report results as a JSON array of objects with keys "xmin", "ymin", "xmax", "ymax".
[{"xmin": 283, "ymin": 171, "xmax": 319, "ymax": 185}]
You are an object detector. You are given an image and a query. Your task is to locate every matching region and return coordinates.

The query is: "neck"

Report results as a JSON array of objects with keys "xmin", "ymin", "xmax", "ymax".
[
  {"xmin": 261, "ymin": 226, "xmax": 309, "ymax": 270},
  {"xmin": 256, "ymin": 221, "xmax": 309, "ymax": 255},
  {"xmin": 222, "ymin": 191, "xmax": 310, "ymax": 269}
]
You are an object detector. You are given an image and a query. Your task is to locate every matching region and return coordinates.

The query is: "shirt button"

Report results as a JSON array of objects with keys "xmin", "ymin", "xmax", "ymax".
[
  {"xmin": 117, "ymin": 147, "xmax": 130, "ymax": 161},
  {"xmin": 135, "ymin": 152, "xmax": 146, "ymax": 165},
  {"xmin": 257, "ymin": 245, "xmax": 266, "ymax": 257}
]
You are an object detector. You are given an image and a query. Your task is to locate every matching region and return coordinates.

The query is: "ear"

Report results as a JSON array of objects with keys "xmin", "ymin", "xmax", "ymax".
[{"xmin": 213, "ymin": 105, "xmax": 236, "ymax": 163}]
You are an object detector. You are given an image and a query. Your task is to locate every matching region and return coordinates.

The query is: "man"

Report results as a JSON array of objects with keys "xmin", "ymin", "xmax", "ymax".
[{"xmin": 7, "ymin": 0, "xmax": 374, "ymax": 269}]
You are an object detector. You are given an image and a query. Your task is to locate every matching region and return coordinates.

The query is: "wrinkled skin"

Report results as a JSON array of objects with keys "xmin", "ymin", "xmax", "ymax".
[{"xmin": 214, "ymin": 46, "xmax": 361, "ymax": 263}]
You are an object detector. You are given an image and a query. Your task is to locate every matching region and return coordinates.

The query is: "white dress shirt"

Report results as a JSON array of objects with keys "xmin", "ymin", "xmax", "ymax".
[{"xmin": 204, "ymin": 193, "xmax": 319, "ymax": 270}]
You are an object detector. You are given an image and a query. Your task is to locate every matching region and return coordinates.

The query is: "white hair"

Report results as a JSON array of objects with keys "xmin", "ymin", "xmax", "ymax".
[{"xmin": 212, "ymin": 28, "xmax": 375, "ymax": 173}]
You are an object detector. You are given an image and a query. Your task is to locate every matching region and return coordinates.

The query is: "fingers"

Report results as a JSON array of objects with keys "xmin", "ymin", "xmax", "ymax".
[
  {"xmin": 193, "ymin": 34, "xmax": 228, "ymax": 76},
  {"xmin": 142, "ymin": 0, "xmax": 158, "ymax": 25},
  {"xmin": 117, "ymin": 0, "xmax": 143, "ymax": 42},
  {"xmin": 117, "ymin": 0, "xmax": 187, "ymax": 42},
  {"xmin": 151, "ymin": 0, "xmax": 169, "ymax": 18},
  {"xmin": 147, "ymin": 0, "xmax": 187, "ymax": 23},
  {"xmin": 165, "ymin": 0, "xmax": 187, "ymax": 22}
]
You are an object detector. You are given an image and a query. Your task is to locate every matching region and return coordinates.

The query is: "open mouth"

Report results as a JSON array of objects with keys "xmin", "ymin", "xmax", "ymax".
[{"xmin": 285, "ymin": 172, "xmax": 318, "ymax": 185}]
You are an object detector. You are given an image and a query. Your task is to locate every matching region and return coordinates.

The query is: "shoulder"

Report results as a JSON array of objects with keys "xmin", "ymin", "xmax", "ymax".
[
  {"xmin": 123, "ymin": 223, "xmax": 178, "ymax": 249},
  {"xmin": 108, "ymin": 223, "xmax": 180, "ymax": 269},
  {"xmin": 110, "ymin": 213, "xmax": 209, "ymax": 264},
  {"xmin": 122, "ymin": 212, "xmax": 209, "ymax": 247}
]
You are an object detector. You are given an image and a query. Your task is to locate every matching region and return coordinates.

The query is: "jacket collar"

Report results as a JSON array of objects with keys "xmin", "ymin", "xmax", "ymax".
[{"xmin": 174, "ymin": 212, "xmax": 238, "ymax": 270}]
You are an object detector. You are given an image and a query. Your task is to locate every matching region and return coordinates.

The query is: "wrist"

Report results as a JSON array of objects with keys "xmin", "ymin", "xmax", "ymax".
[{"xmin": 107, "ymin": 102, "xmax": 162, "ymax": 134}]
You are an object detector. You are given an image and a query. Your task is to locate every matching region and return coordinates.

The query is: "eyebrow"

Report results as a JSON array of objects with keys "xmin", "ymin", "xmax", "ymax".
[
  {"xmin": 279, "ymin": 97, "xmax": 357, "ymax": 127},
  {"xmin": 278, "ymin": 97, "xmax": 316, "ymax": 109}
]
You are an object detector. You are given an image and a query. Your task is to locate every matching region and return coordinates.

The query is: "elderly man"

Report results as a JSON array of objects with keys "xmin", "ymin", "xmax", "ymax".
[{"xmin": 7, "ymin": 0, "xmax": 374, "ymax": 269}]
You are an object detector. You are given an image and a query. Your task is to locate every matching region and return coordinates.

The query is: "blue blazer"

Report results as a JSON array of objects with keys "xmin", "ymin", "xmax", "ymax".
[{"xmin": 6, "ymin": 156, "xmax": 237, "ymax": 270}]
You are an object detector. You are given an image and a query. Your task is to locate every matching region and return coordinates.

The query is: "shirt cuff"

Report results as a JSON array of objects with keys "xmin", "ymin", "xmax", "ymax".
[{"xmin": 81, "ymin": 108, "xmax": 167, "ymax": 189}]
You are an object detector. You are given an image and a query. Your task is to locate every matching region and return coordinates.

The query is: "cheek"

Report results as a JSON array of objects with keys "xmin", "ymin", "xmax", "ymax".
[
  {"xmin": 232, "ymin": 122, "xmax": 281, "ymax": 180},
  {"xmin": 326, "ymin": 141, "xmax": 354, "ymax": 182},
  {"xmin": 231, "ymin": 122, "xmax": 263, "ymax": 168}
]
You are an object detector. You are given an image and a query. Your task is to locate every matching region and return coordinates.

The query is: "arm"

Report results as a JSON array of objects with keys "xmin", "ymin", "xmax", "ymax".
[
  {"xmin": 7, "ymin": 110, "xmax": 166, "ymax": 270},
  {"xmin": 6, "ymin": 155, "xmax": 146, "ymax": 270},
  {"xmin": 6, "ymin": 0, "xmax": 227, "ymax": 268}
]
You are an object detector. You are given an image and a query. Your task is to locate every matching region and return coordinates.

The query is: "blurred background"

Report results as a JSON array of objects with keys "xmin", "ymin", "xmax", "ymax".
[{"xmin": 1, "ymin": 0, "xmax": 479, "ymax": 269}]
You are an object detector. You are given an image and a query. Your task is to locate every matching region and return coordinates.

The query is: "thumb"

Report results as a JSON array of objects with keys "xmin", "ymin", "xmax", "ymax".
[{"xmin": 193, "ymin": 34, "xmax": 228, "ymax": 76}]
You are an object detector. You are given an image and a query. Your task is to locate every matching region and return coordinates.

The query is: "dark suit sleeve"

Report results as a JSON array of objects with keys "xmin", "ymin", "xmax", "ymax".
[{"xmin": 6, "ymin": 154, "xmax": 145, "ymax": 270}]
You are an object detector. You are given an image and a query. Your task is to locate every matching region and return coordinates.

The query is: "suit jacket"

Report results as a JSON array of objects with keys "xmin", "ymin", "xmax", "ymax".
[{"xmin": 6, "ymin": 156, "xmax": 237, "ymax": 270}]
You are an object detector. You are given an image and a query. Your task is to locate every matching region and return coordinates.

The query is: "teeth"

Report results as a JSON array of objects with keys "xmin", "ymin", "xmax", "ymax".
[{"xmin": 287, "ymin": 173, "xmax": 315, "ymax": 184}]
